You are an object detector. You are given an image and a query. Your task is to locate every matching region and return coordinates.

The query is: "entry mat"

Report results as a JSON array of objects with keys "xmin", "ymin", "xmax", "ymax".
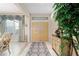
[{"xmin": 26, "ymin": 42, "xmax": 51, "ymax": 56}]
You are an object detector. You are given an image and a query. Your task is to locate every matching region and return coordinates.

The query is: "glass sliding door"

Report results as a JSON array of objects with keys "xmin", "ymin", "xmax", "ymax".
[
  {"xmin": 14, "ymin": 20, "xmax": 19, "ymax": 41},
  {"xmin": 0, "ymin": 15, "xmax": 24, "ymax": 42},
  {"xmin": 5, "ymin": 19, "xmax": 19, "ymax": 42}
]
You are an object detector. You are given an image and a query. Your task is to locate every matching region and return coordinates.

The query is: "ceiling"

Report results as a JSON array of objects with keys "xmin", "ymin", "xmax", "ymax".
[
  {"xmin": 20, "ymin": 3, "xmax": 53, "ymax": 14},
  {"xmin": 0, "ymin": 3, "xmax": 53, "ymax": 15},
  {"xmin": 0, "ymin": 3, "xmax": 23, "ymax": 13}
]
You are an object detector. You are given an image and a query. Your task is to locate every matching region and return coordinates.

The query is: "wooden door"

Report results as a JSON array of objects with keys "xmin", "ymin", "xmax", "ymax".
[{"xmin": 32, "ymin": 22, "xmax": 48, "ymax": 42}]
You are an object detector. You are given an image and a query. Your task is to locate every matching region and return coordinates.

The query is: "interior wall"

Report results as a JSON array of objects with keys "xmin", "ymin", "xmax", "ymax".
[{"xmin": 49, "ymin": 14, "xmax": 58, "ymax": 43}]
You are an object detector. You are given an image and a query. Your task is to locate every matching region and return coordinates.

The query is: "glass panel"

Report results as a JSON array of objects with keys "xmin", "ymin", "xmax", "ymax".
[
  {"xmin": 32, "ymin": 17, "xmax": 48, "ymax": 20},
  {"xmin": 0, "ymin": 15, "xmax": 23, "ymax": 41},
  {"xmin": 5, "ymin": 19, "xmax": 19, "ymax": 41}
]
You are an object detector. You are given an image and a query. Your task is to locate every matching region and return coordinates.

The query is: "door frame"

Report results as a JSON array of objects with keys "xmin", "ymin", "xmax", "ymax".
[{"xmin": 30, "ymin": 15, "xmax": 50, "ymax": 42}]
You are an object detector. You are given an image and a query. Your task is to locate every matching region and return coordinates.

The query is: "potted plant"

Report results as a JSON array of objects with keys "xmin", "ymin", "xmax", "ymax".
[{"xmin": 53, "ymin": 3, "xmax": 79, "ymax": 56}]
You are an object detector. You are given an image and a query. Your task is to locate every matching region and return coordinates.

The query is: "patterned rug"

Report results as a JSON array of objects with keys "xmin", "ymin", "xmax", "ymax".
[{"xmin": 26, "ymin": 42, "xmax": 51, "ymax": 56}]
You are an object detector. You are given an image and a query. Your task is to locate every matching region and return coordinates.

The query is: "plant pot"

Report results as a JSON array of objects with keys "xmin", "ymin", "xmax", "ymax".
[{"xmin": 61, "ymin": 39, "xmax": 73, "ymax": 56}]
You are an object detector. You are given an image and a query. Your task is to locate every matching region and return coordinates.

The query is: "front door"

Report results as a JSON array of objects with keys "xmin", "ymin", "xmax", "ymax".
[{"xmin": 32, "ymin": 22, "xmax": 48, "ymax": 42}]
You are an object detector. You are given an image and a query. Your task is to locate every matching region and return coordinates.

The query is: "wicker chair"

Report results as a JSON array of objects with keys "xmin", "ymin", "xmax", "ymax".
[{"xmin": 0, "ymin": 32, "xmax": 12, "ymax": 55}]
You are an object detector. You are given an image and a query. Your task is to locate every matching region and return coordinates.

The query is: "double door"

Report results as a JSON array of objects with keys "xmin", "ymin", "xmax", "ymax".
[{"xmin": 32, "ymin": 22, "xmax": 48, "ymax": 42}]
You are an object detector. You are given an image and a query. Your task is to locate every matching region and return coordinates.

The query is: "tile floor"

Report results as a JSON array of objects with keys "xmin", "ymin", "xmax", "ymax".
[
  {"xmin": 0, "ymin": 41, "xmax": 57, "ymax": 56},
  {"xmin": 26, "ymin": 42, "xmax": 51, "ymax": 56}
]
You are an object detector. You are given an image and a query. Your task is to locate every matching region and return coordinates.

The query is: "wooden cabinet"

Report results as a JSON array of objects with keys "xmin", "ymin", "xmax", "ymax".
[{"xmin": 52, "ymin": 34, "xmax": 77, "ymax": 56}]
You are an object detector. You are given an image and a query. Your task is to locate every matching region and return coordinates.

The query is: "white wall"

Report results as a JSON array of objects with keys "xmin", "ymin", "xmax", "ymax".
[{"xmin": 49, "ymin": 14, "xmax": 58, "ymax": 43}]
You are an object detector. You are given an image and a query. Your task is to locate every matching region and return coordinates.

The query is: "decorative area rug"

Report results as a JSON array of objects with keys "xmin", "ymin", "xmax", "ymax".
[{"xmin": 26, "ymin": 42, "xmax": 51, "ymax": 56}]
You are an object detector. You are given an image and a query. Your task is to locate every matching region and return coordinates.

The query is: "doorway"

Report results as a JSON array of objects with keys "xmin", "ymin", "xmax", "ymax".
[{"xmin": 32, "ymin": 22, "xmax": 48, "ymax": 42}]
